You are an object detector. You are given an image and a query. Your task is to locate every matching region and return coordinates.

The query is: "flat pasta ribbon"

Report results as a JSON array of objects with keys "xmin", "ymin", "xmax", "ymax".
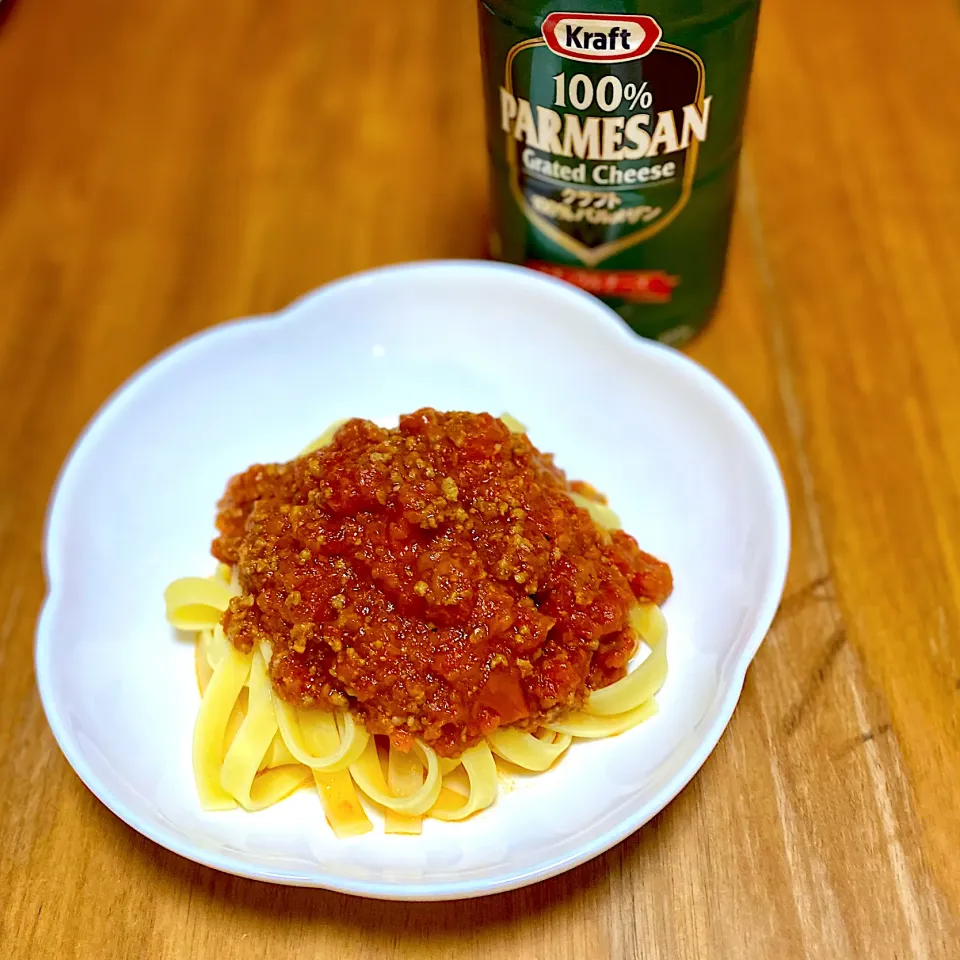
[
  {"xmin": 439, "ymin": 756, "xmax": 462, "ymax": 776},
  {"xmin": 499, "ymin": 413, "xmax": 527, "ymax": 434},
  {"xmin": 568, "ymin": 491, "xmax": 622, "ymax": 531},
  {"xmin": 273, "ymin": 695, "xmax": 369, "ymax": 773},
  {"xmin": 301, "ymin": 707, "xmax": 373, "ymax": 838},
  {"xmin": 299, "ymin": 419, "xmax": 348, "ymax": 455},
  {"xmin": 349, "ymin": 737, "xmax": 442, "ymax": 816},
  {"xmin": 165, "ymin": 575, "xmax": 238, "ymax": 631},
  {"xmin": 192, "ymin": 642, "xmax": 251, "ymax": 810},
  {"xmin": 384, "ymin": 746, "xmax": 427, "ymax": 835},
  {"xmin": 260, "ymin": 732, "xmax": 298, "ymax": 770},
  {"xmin": 487, "ymin": 727, "xmax": 573, "ymax": 772},
  {"xmin": 630, "ymin": 602, "xmax": 668, "ymax": 647},
  {"xmin": 585, "ymin": 637, "xmax": 667, "ymax": 717},
  {"xmin": 220, "ymin": 650, "xmax": 310, "ymax": 810},
  {"xmin": 428, "ymin": 742, "xmax": 499, "ymax": 821},
  {"xmin": 545, "ymin": 698, "xmax": 659, "ymax": 738}
]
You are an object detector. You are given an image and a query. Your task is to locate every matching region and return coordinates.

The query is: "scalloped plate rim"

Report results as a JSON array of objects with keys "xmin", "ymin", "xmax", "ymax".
[{"xmin": 35, "ymin": 259, "xmax": 790, "ymax": 900}]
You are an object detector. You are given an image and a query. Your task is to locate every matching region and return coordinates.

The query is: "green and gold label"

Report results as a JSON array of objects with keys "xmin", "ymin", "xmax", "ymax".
[{"xmin": 499, "ymin": 12, "xmax": 708, "ymax": 267}]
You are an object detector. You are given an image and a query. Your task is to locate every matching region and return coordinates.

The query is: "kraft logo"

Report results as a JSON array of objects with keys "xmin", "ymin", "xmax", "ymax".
[{"xmin": 541, "ymin": 12, "xmax": 662, "ymax": 63}]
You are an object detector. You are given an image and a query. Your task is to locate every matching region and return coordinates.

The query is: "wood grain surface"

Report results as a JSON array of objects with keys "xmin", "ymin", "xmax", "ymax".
[{"xmin": 2, "ymin": 0, "xmax": 958, "ymax": 956}]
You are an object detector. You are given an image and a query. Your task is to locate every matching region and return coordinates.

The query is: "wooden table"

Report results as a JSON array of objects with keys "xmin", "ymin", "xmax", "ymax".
[{"xmin": 2, "ymin": 0, "xmax": 958, "ymax": 956}]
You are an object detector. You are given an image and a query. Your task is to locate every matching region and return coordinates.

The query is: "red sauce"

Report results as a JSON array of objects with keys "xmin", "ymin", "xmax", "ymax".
[{"xmin": 213, "ymin": 410, "xmax": 672, "ymax": 757}]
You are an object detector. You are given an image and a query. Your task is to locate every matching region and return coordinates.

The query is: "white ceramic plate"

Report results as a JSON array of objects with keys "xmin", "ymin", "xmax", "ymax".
[{"xmin": 36, "ymin": 261, "xmax": 789, "ymax": 900}]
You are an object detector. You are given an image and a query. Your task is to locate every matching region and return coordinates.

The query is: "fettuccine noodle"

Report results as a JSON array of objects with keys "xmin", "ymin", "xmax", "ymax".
[{"xmin": 163, "ymin": 416, "xmax": 669, "ymax": 836}]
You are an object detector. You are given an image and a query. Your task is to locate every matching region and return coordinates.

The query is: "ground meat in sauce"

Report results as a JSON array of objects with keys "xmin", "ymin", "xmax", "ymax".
[{"xmin": 213, "ymin": 409, "xmax": 672, "ymax": 758}]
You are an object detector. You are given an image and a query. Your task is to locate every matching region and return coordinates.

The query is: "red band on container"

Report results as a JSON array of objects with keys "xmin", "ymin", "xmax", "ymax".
[{"xmin": 527, "ymin": 263, "xmax": 679, "ymax": 302}]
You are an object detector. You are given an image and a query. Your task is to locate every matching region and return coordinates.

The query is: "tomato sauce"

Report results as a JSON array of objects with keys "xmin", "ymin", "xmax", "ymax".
[{"xmin": 213, "ymin": 410, "xmax": 672, "ymax": 757}]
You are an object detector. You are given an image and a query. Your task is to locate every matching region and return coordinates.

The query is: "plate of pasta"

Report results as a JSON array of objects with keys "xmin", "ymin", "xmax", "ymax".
[{"xmin": 36, "ymin": 261, "xmax": 789, "ymax": 899}]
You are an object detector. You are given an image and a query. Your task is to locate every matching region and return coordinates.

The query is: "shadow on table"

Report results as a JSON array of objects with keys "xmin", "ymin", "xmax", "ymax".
[{"xmin": 0, "ymin": 0, "xmax": 20, "ymax": 31}]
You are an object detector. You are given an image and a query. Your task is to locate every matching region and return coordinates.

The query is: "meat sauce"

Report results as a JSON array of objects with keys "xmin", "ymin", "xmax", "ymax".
[{"xmin": 213, "ymin": 410, "xmax": 672, "ymax": 757}]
